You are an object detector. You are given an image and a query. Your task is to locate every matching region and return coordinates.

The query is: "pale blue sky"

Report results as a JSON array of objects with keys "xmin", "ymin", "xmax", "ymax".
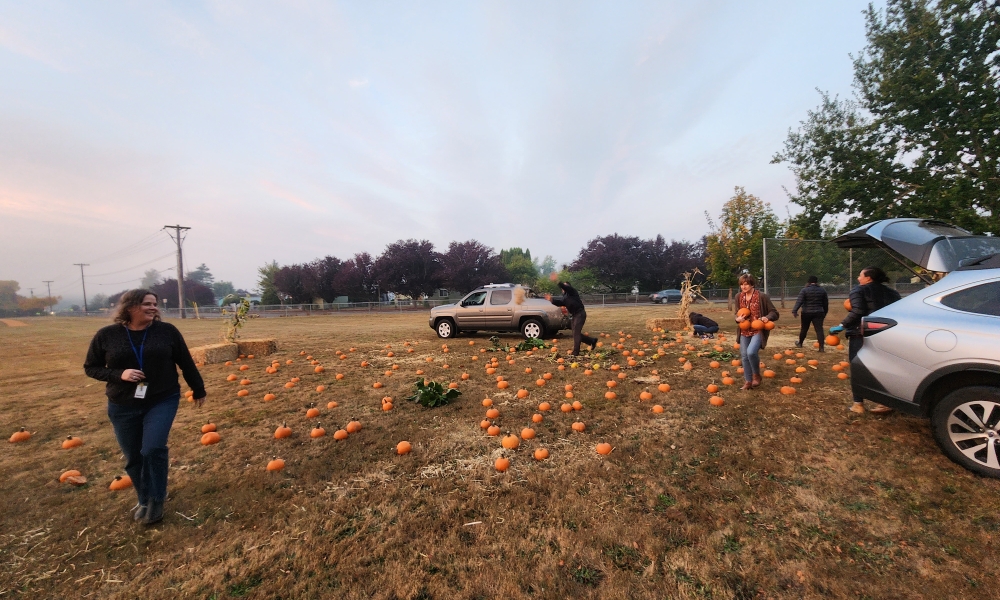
[{"xmin": 1, "ymin": 1, "xmax": 877, "ymax": 300}]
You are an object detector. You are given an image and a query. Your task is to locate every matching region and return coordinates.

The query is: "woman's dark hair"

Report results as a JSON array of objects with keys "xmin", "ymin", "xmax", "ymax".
[
  {"xmin": 113, "ymin": 289, "xmax": 160, "ymax": 325},
  {"xmin": 861, "ymin": 266, "xmax": 890, "ymax": 284},
  {"xmin": 807, "ymin": 275, "xmax": 818, "ymax": 284},
  {"xmin": 738, "ymin": 273, "xmax": 756, "ymax": 287}
]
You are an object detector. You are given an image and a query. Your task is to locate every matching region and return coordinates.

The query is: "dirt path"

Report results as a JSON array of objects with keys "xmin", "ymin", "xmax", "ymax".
[{"xmin": 0, "ymin": 319, "xmax": 27, "ymax": 327}]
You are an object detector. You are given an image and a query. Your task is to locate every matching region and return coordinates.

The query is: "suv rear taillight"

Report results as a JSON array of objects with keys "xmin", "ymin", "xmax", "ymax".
[{"xmin": 862, "ymin": 317, "xmax": 897, "ymax": 336}]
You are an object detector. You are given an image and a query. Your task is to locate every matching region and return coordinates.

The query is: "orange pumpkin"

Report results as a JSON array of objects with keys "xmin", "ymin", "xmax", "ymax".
[
  {"xmin": 346, "ymin": 420, "xmax": 362, "ymax": 433},
  {"xmin": 109, "ymin": 474, "xmax": 133, "ymax": 490},
  {"xmin": 333, "ymin": 429, "xmax": 349, "ymax": 440},
  {"xmin": 658, "ymin": 383, "xmax": 671, "ymax": 393},
  {"xmin": 652, "ymin": 404, "xmax": 664, "ymax": 413},
  {"xmin": 501, "ymin": 434, "xmax": 520, "ymax": 449},
  {"xmin": 201, "ymin": 432, "xmax": 221, "ymax": 445},
  {"xmin": 517, "ymin": 388, "xmax": 529, "ymax": 399},
  {"xmin": 826, "ymin": 334, "xmax": 840, "ymax": 346},
  {"xmin": 311, "ymin": 426, "xmax": 326, "ymax": 438},
  {"xmin": 61, "ymin": 435, "xmax": 83, "ymax": 449},
  {"xmin": 780, "ymin": 386, "xmax": 797, "ymax": 395},
  {"xmin": 520, "ymin": 428, "xmax": 536, "ymax": 440},
  {"xmin": 762, "ymin": 370, "xmax": 776, "ymax": 378},
  {"xmin": 751, "ymin": 320, "xmax": 764, "ymax": 330},
  {"xmin": 706, "ymin": 384, "xmax": 719, "ymax": 394},
  {"xmin": 709, "ymin": 396, "xmax": 725, "ymax": 406},
  {"xmin": 737, "ymin": 308, "xmax": 751, "ymax": 318},
  {"xmin": 532, "ymin": 413, "xmax": 543, "ymax": 423},
  {"xmin": 396, "ymin": 441, "xmax": 412, "ymax": 455},
  {"xmin": 306, "ymin": 407, "xmax": 320, "ymax": 418},
  {"xmin": 487, "ymin": 425, "xmax": 501, "ymax": 436},
  {"xmin": 486, "ymin": 408, "xmax": 500, "ymax": 419},
  {"xmin": 639, "ymin": 389, "xmax": 653, "ymax": 401},
  {"xmin": 274, "ymin": 423, "xmax": 292, "ymax": 439},
  {"xmin": 266, "ymin": 458, "xmax": 285, "ymax": 471},
  {"xmin": 263, "ymin": 393, "xmax": 277, "ymax": 402},
  {"xmin": 533, "ymin": 448, "xmax": 549, "ymax": 461},
  {"xmin": 571, "ymin": 422, "xmax": 586, "ymax": 432},
  {"xmin": 596, "ymin": 443, "xmax": 612, "ymax": 455},
  {"xmin": 495, "ymin": 457, "xmax": 511, "ymax": 472},
  {"xmin": 538, "ymin": 402, "xmax": 551, "ymax": 412}
]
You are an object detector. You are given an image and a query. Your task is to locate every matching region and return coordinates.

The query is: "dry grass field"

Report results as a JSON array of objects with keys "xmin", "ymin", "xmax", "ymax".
[{"xmin": 2, "ymin": 305, "xmax": 999, "ymax": 599}]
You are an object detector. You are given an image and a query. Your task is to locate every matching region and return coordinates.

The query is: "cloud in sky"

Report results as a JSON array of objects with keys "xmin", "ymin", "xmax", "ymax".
[{"xmin": 0, "ymin": 0, "xmax": 877, "ymax": 297}]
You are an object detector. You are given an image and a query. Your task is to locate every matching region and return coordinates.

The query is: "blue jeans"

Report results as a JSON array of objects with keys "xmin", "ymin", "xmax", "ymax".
[
  {"xmin": 739, "ymin": 334, "xmax": 763, "ymax": 382},
  {"xmin": 107, "ymin": 394, "xmax": 179, "ymax": 504},
  {"xmin": 693, "ymin": 324, "xmax": 719, "ymax": 335}
]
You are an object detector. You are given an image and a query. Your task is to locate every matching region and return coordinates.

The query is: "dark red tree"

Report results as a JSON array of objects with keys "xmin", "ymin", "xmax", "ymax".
[
  {"xmin": 440, "ymin": 240, "xmax": 509, "ymax": 293},
  {"xmin": 375, "ymin": 239, "xmax": 443, "ymax": 299},
  {"xmin": 333, "ymin": 253, "xmax": 378, "ymax": 302}
]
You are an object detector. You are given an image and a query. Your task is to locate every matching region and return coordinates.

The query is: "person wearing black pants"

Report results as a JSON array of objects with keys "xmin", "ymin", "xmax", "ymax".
[
  {"xmin": 791, "ymin": 275, "xmax": 828, "ymax": 351},
  {"xmin": 833, "ymin": 266, "xmax": 901, "ymax": 415},
  {"xmin": 84, "ymin": 289, "xmax": 206, "ymax": 525},
  {"xmin": 548, "ymin": 281, "xmax": 597, "ymax": 356}
]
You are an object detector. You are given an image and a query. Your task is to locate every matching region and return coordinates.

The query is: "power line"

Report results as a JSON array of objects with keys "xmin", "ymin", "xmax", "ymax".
[
  {"xmin": 163, "ymin": 225, "xmax": 191, "ymax": 319},
  {"xmin": 74, "ymin": 264, "xmax": 90, "ymax": 313},
  {"xmin": 88, "ymin": 252, "xmax": 176, "ymax": 278},
  {"xmin": 85, "ymin": 231, "xmax": 171, "ymax": 266}
]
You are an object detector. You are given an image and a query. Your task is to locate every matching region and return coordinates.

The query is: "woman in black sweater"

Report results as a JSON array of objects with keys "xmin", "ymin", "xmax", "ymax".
[{"xmin": 84, "ymin": 289, "xmax": 205, "ymax": 525}]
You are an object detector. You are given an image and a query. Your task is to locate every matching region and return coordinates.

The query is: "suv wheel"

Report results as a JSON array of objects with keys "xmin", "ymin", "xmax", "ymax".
[
  {"xmin": 931, "ymin": 385, "xmax": 1000, "ymax": 478},
  {"xmin": 436, "ymin": 319, "xmax": 456, "ymax": 339},
  {"xmin": 521, "ymin": 319, "xmax": 543, "ymax": 340}
]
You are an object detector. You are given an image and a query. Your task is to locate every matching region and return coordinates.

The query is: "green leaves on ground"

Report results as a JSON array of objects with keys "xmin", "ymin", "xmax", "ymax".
[{"xmin": 406, "ymin": 379, "xmax": 461, "ymax": 408}]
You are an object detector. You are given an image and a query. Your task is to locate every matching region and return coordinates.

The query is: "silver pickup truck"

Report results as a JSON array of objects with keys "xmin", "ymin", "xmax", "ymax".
[{"xmin": 429, "ymin": 284, "xmax": 571, "ymax": 339}]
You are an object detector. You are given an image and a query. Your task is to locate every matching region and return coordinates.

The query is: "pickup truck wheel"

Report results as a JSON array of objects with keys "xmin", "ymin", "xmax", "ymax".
[
  {"xmin": 436, "ymin": 319, "xmax": 456, "ymax": 339},
  {"xmin": 521, "ymin": 319, "xmax": 544, "ymax": 340},
  {"xmin": 931, "ymin": 385, "xmax": 1000, "ymax": 479}
]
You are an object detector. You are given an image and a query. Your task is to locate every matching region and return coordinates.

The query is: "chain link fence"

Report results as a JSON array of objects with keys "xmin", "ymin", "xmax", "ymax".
[{"xmin": 761, "ymin": 238, "xmax": 928, "ymax": 308}]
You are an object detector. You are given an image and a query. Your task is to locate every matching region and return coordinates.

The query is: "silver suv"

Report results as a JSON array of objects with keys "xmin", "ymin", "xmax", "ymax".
[
  {"xmin": 835, "ymin": 219, "xmax": 1000, "ymax": 478},
  {"xmin": 429, "ymin": 284, "xmax": 571, "ymax": 339}
]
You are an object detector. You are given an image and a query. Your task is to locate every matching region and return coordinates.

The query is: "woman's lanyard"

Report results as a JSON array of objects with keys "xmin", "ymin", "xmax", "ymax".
[{"xmin": 125, "ymin": 325, "xmax": 150, "ymax": 398}]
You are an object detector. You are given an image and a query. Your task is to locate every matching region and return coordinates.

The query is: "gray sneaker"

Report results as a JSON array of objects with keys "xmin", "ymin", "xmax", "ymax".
[
  {"xmin": 131, "ymin": 503, "xmax": 147, "ymax": 522},
  {"xmin": 143, "ymin": 500, "xmax": 164, "ymax": 526}
]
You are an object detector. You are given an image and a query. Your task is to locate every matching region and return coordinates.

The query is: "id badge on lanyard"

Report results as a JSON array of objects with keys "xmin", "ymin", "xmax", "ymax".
[{"xmin": 126, "ymin": 325, "xmax": 150, "ymax": 399}]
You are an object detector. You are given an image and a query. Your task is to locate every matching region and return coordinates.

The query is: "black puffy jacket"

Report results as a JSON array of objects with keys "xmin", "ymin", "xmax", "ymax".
[
  {"xmin": 841, "ymin": 282, "xmax": 902, "ymax": 335},
  {"xmin": 792, "ymin": 284, "xmax": 828, "ymax": 316}
]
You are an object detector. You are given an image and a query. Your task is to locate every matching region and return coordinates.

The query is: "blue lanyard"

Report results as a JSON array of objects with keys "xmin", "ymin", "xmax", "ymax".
[{"xmin": 124, "ymin": 324, "xmax": 149, "ymax": 371}]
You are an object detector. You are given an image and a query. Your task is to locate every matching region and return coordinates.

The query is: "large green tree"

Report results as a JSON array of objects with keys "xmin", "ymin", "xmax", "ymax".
[
  {"xmin": 773, "ymin": 0, "xmax": 1000, "ymax": 235},
  {"xmin": 704, "ymin": 187, "xmax": 782, "ymax": 288}
]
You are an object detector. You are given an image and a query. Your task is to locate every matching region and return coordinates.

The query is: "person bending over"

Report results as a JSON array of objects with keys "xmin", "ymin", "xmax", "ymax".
[
  {"xmin": 548, "ymin": 280, "xmax": 598, "ymax": 356},
  {"xmin": 688, "ymin": 312, "xmax": 719, "ymax": 338}
]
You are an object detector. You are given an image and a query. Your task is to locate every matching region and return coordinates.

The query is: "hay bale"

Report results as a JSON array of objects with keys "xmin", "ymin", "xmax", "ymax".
[
  {"xmin": 189, "ymin": 343, "xmax": 238, "ymax": 365},
  {"xmin": 646, "ymin": 317, "xmax": 687, "ymax": 333},
  {"xmin": 237, "ymin": 339, "xmax": 278, "ymax": 357}
]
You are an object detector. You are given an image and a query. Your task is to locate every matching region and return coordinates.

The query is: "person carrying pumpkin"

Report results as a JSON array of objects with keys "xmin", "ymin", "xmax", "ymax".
[
  {"xmin": 546, "ymin": 274, "xmax": 598, "ymax": 356},
  {"xmin": 84, "ymin": 289, "xmax": 206, "ymax": 526},
  {"xmin": 733, "ymin": 273, "xmax": 779, "ymax": 390},
  {"xmin": 830, "ymin": 266, "xmax": 901, "ymax": 415}
]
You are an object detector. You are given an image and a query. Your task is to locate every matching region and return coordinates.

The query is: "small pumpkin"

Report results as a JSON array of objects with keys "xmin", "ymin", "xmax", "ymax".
[
  {"xmin": 495, "ymin": 457, "xmax": 511, "ymax": 472},
  {"xmin": 263, "ymin": 393, "xmax": 277, "ymax": 402},
  {"xmin": 571, "ymin": 422, "xmax": 586, "ymax": 432},
  {"xmin": 396, "ymin": 441, "xmax": 412, "ymax": 455},
  {"xmin": 533, "ymin": 448, "xmax": 549, "ymax": 461},
  {"xmin": 486, "ymin": 408, "xmax": 500, "ymax": 419},
  {"xmin": 310, "ymin": 425, "xmax": 327, "ymax": 438},
  {"xmin": 346, "ymin": 420, "xmax": 362, "ymax": 433},
  {"xmin": 560, "ymin": 403, "xmax": 573, "ymax": 413},
  {"xmin": 709, "ymin": 396, "xmax": 725, "ymax": 406},
  {"xmin": 520, "ymin": 427, "xmax": 536, "ymax": 440},
  {"xmin": 605, "ymin": 391, "xmax": 617, "ymax": 400},
  {"xmin": 596, "ymin": 443, "xmax": 612, "ymax": 455},
  {"xmin": 284, "ymin": 382, "xmax": 295, "ymax": 389},
  {"xmin": 59, "ymin": 469, "xmax": 82, "ymax": 483},
  {"xmin": 652, "ymin": 405, "xmax": 664, "ymax": 413},
  {"xmin": 706, "ymin": 384, "xmax": 719, "ymax": 394},
  {"xmin": 327, "ymin": 400, "xmax": 339, "ymax": 409},
  {"xmin": 826, "ymin": 334, "xmax": 840, "ymax": 346},
  {"xmin": 639, "ymin": 389, "xmax": 653, "ymax": 401},
  {"xmin": 201, "ymin": 423, "xmax": 217, "ymax": 433},
  {"xmin": 838, "ymin": 372, "xmax": 849, "ymax": 380},
  {"xmin": 267, "ymin": 458, "xmax": 285, "ymax": 471},
  {"xmin": 780, "ymin": 386, "xmax": 797, "ymax": 395},
  {"xmin": 517, "ymin": 388, "xmax": 529, "ymax": 399},
  {"xmin": 487, "ymin": 425, "xmax": 501, "ymax": 436},
  {"xmin": 762, "ymin": 370, "xmax": 776, "ymax": 378},
  {"xmin": 109, "ymin": 474, "xmax": 133, "ymax": 490},
  {"xmin": 240, "ymin": 378, "xmax": 252, "ymax": 385},
  {"xmin": 306, "ymin": 406, "xmax": 320, "ymax": 419},
  {"xmin": 274, "ymin": 423, "xmax": 292, "ymax": 439},
  {"xmin": 480, "ymin": 419, "xmax": 491, "ymax": 429},
  {"xmin": 538, "ymin": 402, "xmax": 551, "ymax": 412},
  {"xmin": 62, "ymin": 435, "xmax": 82, "ymax": 449},
  {"xmin": 658, "ymin": 383, "xmax": 671, "ymax": 393},
  {"xmin": 532, "ymin": 413, "xmax": 543, "ymax": 423},
  {"xmin": 572, "ymin": 401, "xmax": 583, "ymax": 411},
  {"xmin": 501, "ymin": 434, "xmax": 520, "ymax": 449},
  {"xmin": 226, "ymin": 374, "xmax": 238, "ymax": 382},
  {"xmin": 237, "ymin": 389, "xmax": 250, "ymax": 397},
  {"xmin": 316, "ymin": 385, "xmax": 326, "ymax": 392},
  {"xmin": 790, "ymin": 377, "xmax": 803, "ymax": 384},
  {"xmin": 201, "ymin": 431, "xmax": 221, "ymax": 445}
]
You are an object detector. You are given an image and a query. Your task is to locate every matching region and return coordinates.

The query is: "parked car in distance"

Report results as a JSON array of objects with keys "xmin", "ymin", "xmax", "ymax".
[
  {"xmin": 429, "ymin": 284, "xmax": 571, "ymax": 339},
  {"xmin": 650, "ymin": 289, "xmax": 682, "ymax": 304},
  {"xmin": 835, "ymin": 218, "xmax": 1000, "ymax": 478}
]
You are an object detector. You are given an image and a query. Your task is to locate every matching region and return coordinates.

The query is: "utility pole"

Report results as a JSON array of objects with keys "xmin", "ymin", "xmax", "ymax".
[
  {"xmin": 43, "ymin": 281, "xmax": 53, "ymax": 312},
  {"xmin": 74, "ymin": 264, "xmax": 90, "ymax": 312},
  {"xmin": 28, "ymin": 288, "xmax": 34, "ymax": 297},
  {"xmin": 163, "ymin": 225, "xmax": 191, "ymax": 318}
]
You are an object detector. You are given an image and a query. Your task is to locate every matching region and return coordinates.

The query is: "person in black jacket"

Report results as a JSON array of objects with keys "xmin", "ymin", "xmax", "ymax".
[
  {"xmin": 832, "ymin": 267, "xmax": 901, "ymax": 415},
  {"xmin": 791, "ymin": 275, "xmax": 829, "ymax": 351},
  {"xmin": 548, "ymin": 280, "xmax": 598, "ymax": 356},
  {"xmin": 688, "ymin": 312, "xmax": 719, "ymax": 338},
  {"xmin": 84, "ymin": 289, "xmax": 206, "ymax": 525}
]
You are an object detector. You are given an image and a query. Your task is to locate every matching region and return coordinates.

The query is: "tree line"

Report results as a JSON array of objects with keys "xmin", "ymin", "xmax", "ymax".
[{"xmin": 258, "ymin": 236, "xmax": 706, "ymax": 304}]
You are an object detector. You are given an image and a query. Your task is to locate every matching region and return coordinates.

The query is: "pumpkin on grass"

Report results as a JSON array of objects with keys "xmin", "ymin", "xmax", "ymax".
[
  {"xmin": 266, "ymin": 458, "xmax": 285, "ymax": 471},
  {"xmin": 396, "ymin": 441, "xmax": 412, "ymax": 455},
  {"xmin": 59, "ymin": 469, "xmax": 82, "ymax": 483},
  {"xmin": 61, "ymin": 435, "xmax": 83, "ymax": 449},
  {"xmin": 201, "ymin": 423, "xmax": 217, "ymax": 433},
  {"xmin": 274, "ymin": 423, "xmax": 292, "ymax": 439},
  {"xmin": 310, "ymin": 425, "xmax": 326, "ymax": 438},
  {"xmin": 109, "ymin": 475, "xmax": 133, "ymax": 490},
  {"xmin": 501, "ymin": 434, "xmax": 520, "ymax": 450},
  {"xmin": 533, "ymin": 448, "xmax": 549, "ymax": 461},
  {"xmin": 596, "ymin": 443, "xmax": 612, "ymax": 455},
  {"xmin": 495, "ymin": 457, "xmax": 511, "ymax": 472},
  {"xmin": 201, "ymin": 431, "xmax": 221, "ymax": 445}
]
